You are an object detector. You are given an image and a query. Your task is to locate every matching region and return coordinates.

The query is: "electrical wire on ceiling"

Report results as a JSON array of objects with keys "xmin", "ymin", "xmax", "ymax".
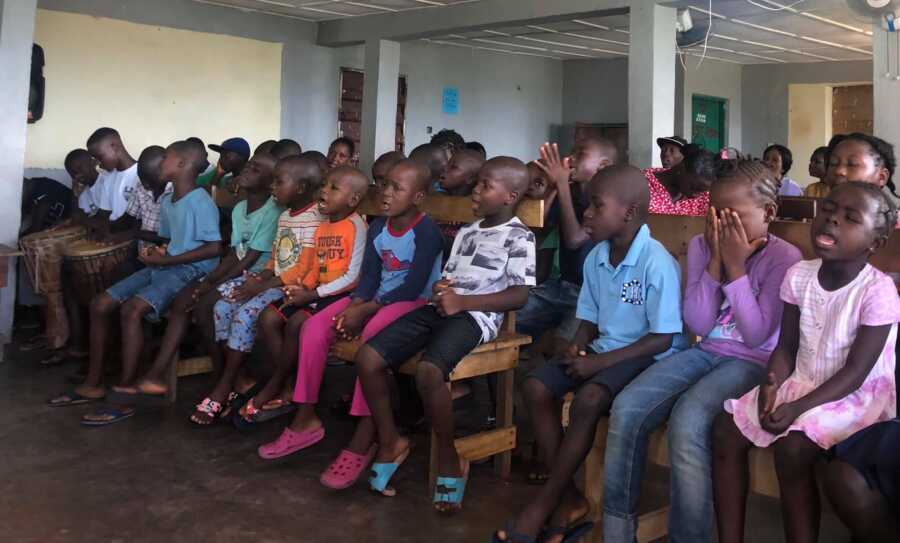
[
  {"xmin": 678, "ymin": 0, "xmax": 713, "ymax": 70},
  {"xmin": 745, "ymin": 0, "xmax": 807, "ymax": 11}
]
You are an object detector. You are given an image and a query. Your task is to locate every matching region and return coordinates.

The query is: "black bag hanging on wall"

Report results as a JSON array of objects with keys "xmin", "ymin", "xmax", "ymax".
[{"xmin": 28, "ymin": 43, "xmax": 45, "ymax": 123}]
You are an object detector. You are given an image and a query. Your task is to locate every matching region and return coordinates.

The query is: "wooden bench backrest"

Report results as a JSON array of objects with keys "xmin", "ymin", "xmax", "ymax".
[
  {"xmin": 777, "ymin": 196, "xmax": 818, "ymax": 221},
  {"xmin": 359, "ymin": 193, "xmax": 545, "ymax": 228},
  {"xmin": 647, "ymin": 215, "xmax": 900, "ymax": 276}
]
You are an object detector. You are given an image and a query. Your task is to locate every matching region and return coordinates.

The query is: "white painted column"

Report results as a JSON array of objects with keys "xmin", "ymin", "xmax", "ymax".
[
  {"xmin": 873, "ymin": 27, "xmax": 900, "ymax": 183},
  {"xmin": 628, "ymin": 0, "xmax": 676, "ymax": 168},
  {"xmin": 359, "ymin": 39, "xmax": 400, "ymax": 176},
  {"xmin": 0, "ymin": 0, "xmax": 37, "ymax": 355}
]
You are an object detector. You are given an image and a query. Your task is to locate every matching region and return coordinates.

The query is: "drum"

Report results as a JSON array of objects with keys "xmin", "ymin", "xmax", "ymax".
[
  {"xmin": 63, "ymin": 239, "xmax": 135, "ymax": 306},
  {"xmin": 19, "ymin": 225, "xmax": 87, "ymax": 295},
  {"xmin": 18, "ymin": 225, "xmax": 87, "ymax": 349}
]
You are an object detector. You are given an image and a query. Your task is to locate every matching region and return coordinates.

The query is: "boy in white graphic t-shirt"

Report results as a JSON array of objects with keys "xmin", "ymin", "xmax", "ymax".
[{"xmin": 86, "ymin": 127, "xmax": 139, "ymax": 230}]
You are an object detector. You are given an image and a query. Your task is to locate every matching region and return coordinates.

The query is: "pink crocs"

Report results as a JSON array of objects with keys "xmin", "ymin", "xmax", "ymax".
[
  {"xmin": 320, "ymin": 446, "xmax": 377, "ymax": 490},
  {"xmin": 257, "ymin": 426, "xmax": 325, "ymax": 460}
]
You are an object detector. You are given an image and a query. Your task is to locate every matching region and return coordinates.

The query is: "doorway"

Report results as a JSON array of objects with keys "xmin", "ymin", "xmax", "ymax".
[
  {"xmin": 339, "ymin": 68, "xmax": 407, "ymax": 161},
  {"xmin": 691, "ymin": 95, "xmax": 727, "ymax": 153}
]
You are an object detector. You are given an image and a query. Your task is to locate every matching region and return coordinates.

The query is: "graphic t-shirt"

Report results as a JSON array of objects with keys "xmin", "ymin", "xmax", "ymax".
[
  {"xmin": 443, "ymin": 217, "xmax": 537, "ymax": 342},
  {"xmin": 230, "ymin": 196, "xmax": 282, "ymax": 272},
  {"xmin": 24, "ymin": 178, "xmax": 72, "ymax": 229},
  {"xmin": 302, "ymin": 213, "xmax": 367, "ymax": 298},
  {"xmin": 98, "ymin": 163, "xmax": 140, "ymax": 220},
  {"xmin": 268, "ymin": 203, "xmax": 325, "ymax": 285},
  {"xmin": 354, "ymin": 213, "xmax": 444, "ymax": 305}
]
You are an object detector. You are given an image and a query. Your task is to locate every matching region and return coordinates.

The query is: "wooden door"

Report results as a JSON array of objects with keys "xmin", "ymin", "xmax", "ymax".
[{"xmin": 339, "ymin": 68, "xmax": 407, "ymax": 158}]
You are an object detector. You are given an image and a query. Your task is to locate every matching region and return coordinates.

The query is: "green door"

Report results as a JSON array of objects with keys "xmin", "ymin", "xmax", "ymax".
[{"xmin": 691, "ymin": 95, "xmax": 727, "ymax": 153}]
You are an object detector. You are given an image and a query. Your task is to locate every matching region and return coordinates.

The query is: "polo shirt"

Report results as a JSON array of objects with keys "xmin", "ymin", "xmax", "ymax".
[{"xmin": 576, "ymin": 224, "xmax": 686, "ymax": 359}]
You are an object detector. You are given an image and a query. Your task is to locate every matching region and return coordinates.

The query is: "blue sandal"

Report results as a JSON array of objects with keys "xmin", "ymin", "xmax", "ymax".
[
  {"xmin": 81, "ymin": 405, "xmax": 135, "ymax": 427},
  {"xmin": 368, "ymin": 447, "xmax": 410, "ymax": 497},
  {"xmin": 433, "ymin": 462, "xmax": 469, "ymax": 513}
]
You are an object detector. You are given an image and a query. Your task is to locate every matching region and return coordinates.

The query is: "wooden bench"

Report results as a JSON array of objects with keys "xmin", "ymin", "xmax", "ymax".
[{"xmin": 572, "ymin": 214, "xmax": 900, "ymax": 542}]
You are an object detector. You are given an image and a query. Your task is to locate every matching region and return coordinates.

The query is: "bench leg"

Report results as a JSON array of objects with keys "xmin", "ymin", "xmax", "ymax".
[
  {"xmin": 165, "ymin": 349, "xmax": 179, "ymax": 403},
  {"xmin": 493, "ymin": 366, "xmax": 514, "ymax": 480}
]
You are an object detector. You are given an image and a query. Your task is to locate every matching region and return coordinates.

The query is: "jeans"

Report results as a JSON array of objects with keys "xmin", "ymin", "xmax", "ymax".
[
  {"xmin": 602, "ymin": 347, "xmax": 765, "ymax": 543},
  {"xmin": 515, "ymin": 278, "xmax": 580, "ymax": 340}
]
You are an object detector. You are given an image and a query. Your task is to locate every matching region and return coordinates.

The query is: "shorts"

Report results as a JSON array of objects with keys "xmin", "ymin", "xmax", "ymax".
[
  {"xmin": 366, "ymin": 305, "xmax": 483, "ymax": 380},
  {"xmin": 213, "ymin": 278, "xmax": 285, "ymax": 353},
  {"xmin": 529, "ymin": 350, "xmax": 656, "ymax": 399},
  {"xmin": 106, "ymin": 264, "xmax": 206, "ymax": 321},
  {"xmin": 832, "ymin": 419, "xmax": 900, "ymax": 515},
  {"xmin": 268, "ymin": 293, "xmax": 345, "ymax": 321}
]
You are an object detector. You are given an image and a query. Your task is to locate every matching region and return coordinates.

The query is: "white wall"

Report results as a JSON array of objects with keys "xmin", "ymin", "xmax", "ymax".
[
  {"xmin": 680, "ymin": 58, "xmax": 743, "ymax": 152},
  {"xmin": 788, "ymin": 84, "xmax": 832, "ymax": 187},
  {"xmin": 335, "ymin": 41, "xmax": 564, "ymax": 161},
  {"xmin": 742, "ymin": 60, "xmax": 872, "ymax": 157}
]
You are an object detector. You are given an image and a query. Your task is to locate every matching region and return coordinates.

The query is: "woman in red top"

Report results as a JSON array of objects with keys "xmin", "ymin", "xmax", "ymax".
[{"xmin": 643, "ymin": 144, "xmax": 717, "ymax": 216}]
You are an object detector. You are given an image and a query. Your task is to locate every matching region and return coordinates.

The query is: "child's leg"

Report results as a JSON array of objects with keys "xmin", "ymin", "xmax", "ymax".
[
  {"xmin": 825, "ymin": 460, "xmax": 898, "ymax": 542},
  {"xmin": 117, "ymin": 297, "xmax": 155, "ymax": 386},
  {"xmin": 75, "ymin": 292, "xmax": 121, "ymax": 396},
  {"xmin": 286, "ymin": 298, "xmax": 353, "ymax": 431},
  {"xmin": 194, "ymin": 287, "xmax": 224, "ymax": 373},
  {"xmin": 772, "ymin": 432, "xmax": 823, "ymax": 543},
  {"xmin": 357, "ymin": 344, "xmax": 407, "ymax": 462},
  {"xmin": 138, "ymin": 285, "xmax": 198, "ymax": 387},
  {"xmin": 522, "ymin": 376, "xmax": 564, "ymax": 474},
  {"xmin": 712, "ymin": 412, "xmax": 755, "ymax": 543},
  {"xmin": 248, "ymin": 305, "xmax": 291, "ymax": 408}
]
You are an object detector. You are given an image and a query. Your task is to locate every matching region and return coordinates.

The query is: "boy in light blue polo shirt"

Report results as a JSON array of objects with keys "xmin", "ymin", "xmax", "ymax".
[{"xmin": 495, "ymin": 165, "xmax": 685, "ymax": 542}]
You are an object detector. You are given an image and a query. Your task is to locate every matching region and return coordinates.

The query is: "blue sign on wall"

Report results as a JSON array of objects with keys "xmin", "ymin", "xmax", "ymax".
[{"xmin": 442, "ymin": 87, "xmax": 459, "ymax": 115}]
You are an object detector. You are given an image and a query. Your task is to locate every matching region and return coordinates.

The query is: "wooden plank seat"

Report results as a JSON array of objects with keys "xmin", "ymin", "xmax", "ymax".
[
  {"xmin": 566, "ymin": 214, "xmax": 900, "ymax": 542},
  {"xmin": 331, "ymin": 308, "xmax": 531, "ymax": 490}
]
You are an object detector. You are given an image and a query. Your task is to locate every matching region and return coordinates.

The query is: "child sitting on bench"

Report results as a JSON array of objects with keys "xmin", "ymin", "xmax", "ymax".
[
  {"xmin": 494, "ymin": 165, "xmax": 685, "ymax": 543},
  {"xmin": 827, "ymin": 132, "xmax": 900, "ymax": 213},
  {"xmin": 714, "ymin": 182, "xmax": 900, "ymax": 543},
  {"xmin": 355, "ymin": 157, "xmax": 536, "ymax": 512}
]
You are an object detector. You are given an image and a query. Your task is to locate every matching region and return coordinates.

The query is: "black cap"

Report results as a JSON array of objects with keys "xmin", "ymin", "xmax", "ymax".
[{"xmin": 656, "ymin": 136, "xmax": 688, "ymax": 149}]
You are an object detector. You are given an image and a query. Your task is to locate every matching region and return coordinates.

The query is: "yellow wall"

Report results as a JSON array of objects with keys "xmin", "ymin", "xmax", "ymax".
[
  {"xmin": 26, "ymin": 9, "xmax": 282, "ymax": 168},
  {"xmin": 788, "ymin": 84, "xmax": 832, "ymax": 187}
]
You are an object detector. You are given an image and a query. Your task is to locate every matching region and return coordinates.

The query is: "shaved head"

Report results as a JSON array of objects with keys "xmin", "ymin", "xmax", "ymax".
[
  {"xmin": 581, "ymin": 137, "xmax": 619, "ymax": 164},
  {"xmin": 389, "ymin": 159, "xmax": 431, "ymax": 192},
  {"xmin": 452, "ymin": 149, "xmax": 485, "ymax": 174},
  {"xmin": 168, "ymin": 140, "xmax": 208, "ymax": 177},
  {"xmin": 591, "ymin": 164, "xmax": 650, "ymax": 218},
  {"xmin": 329, "ymin": 165, "xmax": 370, "ymax": 195},
  {"xmin": 277, "ymin": 156, "xmax": 322, "ymax": 186},
  {"xmin": 374, "ymin": 150, "xmax": 406, "ymax": 171},
  {"xmin": 483, "ymin": 156, "xmax": 530, "ymax": 196}
]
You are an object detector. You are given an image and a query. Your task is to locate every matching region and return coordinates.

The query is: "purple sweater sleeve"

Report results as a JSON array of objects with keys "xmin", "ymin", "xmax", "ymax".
[
  {"xmin": 683, "ymin": 235, "xmax": 724, "ymax": 337},
  {"xmin": 720, "ymin": 239, "xmax": 800, "ymax": 348}
]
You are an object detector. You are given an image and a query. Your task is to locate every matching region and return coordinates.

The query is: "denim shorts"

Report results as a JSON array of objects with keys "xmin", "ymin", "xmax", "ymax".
[
  {"xmin": 106, "ymin": 264, "xmax": 205, "ymax": 321},
  {"xmin": 529, "ymin": 350, "xmax": 656, "ymax": 399}
]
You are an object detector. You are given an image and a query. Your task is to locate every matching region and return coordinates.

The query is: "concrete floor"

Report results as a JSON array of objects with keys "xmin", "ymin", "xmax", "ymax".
[{"xmin": 1, "ymin": 341, "xmax": 851, "ymax": 543}]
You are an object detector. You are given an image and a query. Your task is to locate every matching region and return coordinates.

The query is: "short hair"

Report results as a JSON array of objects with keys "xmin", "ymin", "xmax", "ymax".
[
  {"xmin": 389, "ymin": 159, "xmax": 432, "ymax": 193},
  {"xmin": 277, "ymin": 156, "xmax": 323, "ymax": 192},
  {"xmin": 465, "ymin": 141, "xmax": 486, "ymax": 158},
  {"xmin": 271, "ymin": 139, "xmax": 302, "ymax": 160},
  {"xmin": 681, "ymin": 144, "xmax": 718, "ymax": 180},
  {"xmin": 255, "ymin": 140, "xmax": 278, "ymax": 155},
  {"xmin": 580, "ymin": 137, "xmax": 619, "ymax": 165},
  {"xmin": 86, "ymin": 127, "xmax": 120, "ymax": 147},
  {"xmin": 811, "ymin": 146, "xmax": 829, "ymax": 160},
  {"xmin": 431, "ymin": 129, "xmax": 465, "ymax": 150},
  {"xmin": 186, "ymin": 136, "xmax": 205, "ymax": 147},
  {"xmin": 64, "ymin": 148, "xmax": 92, "ymax": 170},
  {"xmin": 137, "ymin": 145, "xmax": 166, "ymax": 181},
  {"xmin": 483, "ymin": 156, "xmax": 529, "ymax": 196},
  {"xmin": 330, "ymin": 137, "xmax": 355, "ymax": 157},
  {"xmin": 185, "ymin": 138, "xmax": 210, "ymax": 173},
  {"xmin": 410, "ymin": 143, "xmax": 443, "ymax": 163},
  {"xmin": 299, "ymin": 150, "xmax": 328, "ymax": 174},
  {"xmin": 715, "ymin": 159, "xmax": 779, "ymax": 208},
  {"xmin": 168, "ymin": 140, "xmax": 207, "ymax": 177},
  {"xmin": 764, "ymin": 144, "xmax": 793, "ymax": 175},
  {"xmin": 828, "ymin": 132, "xmax": 898, "ymax": 197},
  {"xmin": 836, "ymin": 181, "xmax": 898, "ymax": 238}
]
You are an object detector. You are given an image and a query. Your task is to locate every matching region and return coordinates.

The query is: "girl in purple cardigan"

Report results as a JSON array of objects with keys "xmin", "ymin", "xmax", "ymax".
[{"xmin": 601, "ymin": 160, "xmax": 802, "ymax": 543}]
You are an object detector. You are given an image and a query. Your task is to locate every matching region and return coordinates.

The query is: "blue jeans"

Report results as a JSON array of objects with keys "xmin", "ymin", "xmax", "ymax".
[
  {"xmin": 602, "ymin": 347, "xmax": 765, "ymax": 543},
  {"xmin": 106, "ymin": 264, "xmax": 205, "ymax": 321},
  {"xmin": 515, "ymin": 278, "xmax": 580, "ymax": 340}
]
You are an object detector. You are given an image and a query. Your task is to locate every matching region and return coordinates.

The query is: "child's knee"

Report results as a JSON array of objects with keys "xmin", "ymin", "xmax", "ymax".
[
  {"xmin": 259, "ymin": 306, "xmax": 281, "ymax": 331},
  {"xmin": 773, "ymin": 434, "xmax": 819, "ymax": 474},
  {"xmin": 523, "ymin": 376, "xmax": 554, "ymax": 404},
  {"xmin": 712, "ymin": 412, "xmax": 742, "ymax": 454},
  {"xmin": 824, "ymin": 460, "xmax": 863, "ymax": 503},
  {"xmin": 414, "ymin": 361, "xmax": 445, "ymax": 393},
  {"xmin": 572, "ymin": 383, "xmax": 611, "ymax": 420},
  {"xmin": 356, "ymin": 345, "xmax": 386, "ymax": 374},
  {"xmin": 286, "ymin": 313, "xmax": 307, "ymax": 335},
  {"xmin": 90, "ymin": 293, "xmax": 118, "ymax": 317},
  {"xmin": 121, "ymin": 298, "xmax": 151, "ymax": 322}
]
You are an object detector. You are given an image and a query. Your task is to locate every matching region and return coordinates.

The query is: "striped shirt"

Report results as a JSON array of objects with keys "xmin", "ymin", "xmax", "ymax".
[
  {"xmin": 269, "ymin": 203, "xmax": 325, "ymax": 284},
  {"xmin": 126, "ymin": 183, "xmax": 173, "ymax": 249}
]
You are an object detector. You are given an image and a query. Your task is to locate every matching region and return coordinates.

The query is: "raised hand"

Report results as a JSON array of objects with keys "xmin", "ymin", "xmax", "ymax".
[
  {"xmin": 536, "ymin": 142, "xmax": 572, "ymax": 190},
  {"xmin": 719, "ymin": 209, "xmax": 766, "ymax": 281}
]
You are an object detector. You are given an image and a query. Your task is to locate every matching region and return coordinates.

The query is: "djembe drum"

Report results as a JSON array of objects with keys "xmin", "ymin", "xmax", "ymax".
[{"xmin": 63, "ymin": 239, "xmax": 134, "ymax": 306}]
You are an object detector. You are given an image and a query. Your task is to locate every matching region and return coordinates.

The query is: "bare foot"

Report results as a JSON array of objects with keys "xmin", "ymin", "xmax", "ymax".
[
  {"xmin": 73, "ymin": 384, "xmax": 106, "ymax": 399},
  {"xmin": 374, "ymin": 435, "xmax": 410, "ymax": 464},
  {"xmin": 112, "ymin": 379, "xmax": 167, "ymax": 396},
  {"xmin": 434, "ymin": 457, "xmax": 469, "ymax": 514}
]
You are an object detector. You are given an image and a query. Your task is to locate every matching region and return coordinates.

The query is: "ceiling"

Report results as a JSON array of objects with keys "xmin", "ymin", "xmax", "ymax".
[{"xmin": 195, "ymin": 0, "xmax": 876, "ymax": 64}]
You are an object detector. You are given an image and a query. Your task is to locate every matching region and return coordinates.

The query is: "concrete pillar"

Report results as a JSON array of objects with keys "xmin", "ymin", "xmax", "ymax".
[
  {"xmin": 628, "ymin": 0, "xmax": 676, "ymax": 168},
  {"xmin": 873, "ymin": 27, "xmax": 900, "ymax": 195},
  {"xmin": 0, "ymin": 0, "xmax": 37, "ymax": 354},
  {"xmin": 359, "ymin": 39, "xmax": 400, "ymax": 177}
]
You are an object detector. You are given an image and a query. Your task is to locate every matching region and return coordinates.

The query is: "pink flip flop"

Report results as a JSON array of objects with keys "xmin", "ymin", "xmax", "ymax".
[
  {"xmin": 258, "ymin": 426, "xmax": 325, "ymax": 460},
  {"xmin": 320, "ymin": 446, "xmax": 377, "ymax": 490}
]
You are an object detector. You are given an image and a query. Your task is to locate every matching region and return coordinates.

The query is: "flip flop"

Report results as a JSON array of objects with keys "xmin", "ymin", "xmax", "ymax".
[
  {"xmin": 541, "ymin": 521, "xmax": 594, "ymax": 543},
  {"xmin": 81, "ymin": 405, "xmax": 135, "ymax": 426},
  {"xmin": 190, "ymin": 397, "xmax": 224, "ymax": 426},
  {"xmin": 257, "ymin": 426, "xmax": 325, "ymax": 460},
  {"xmin": 39, "ymin": 351, "xmax": 68, "ymax": 367},
  {"xmin": 19, "ymin": 336, "xmax": 48, "ymax": 352},
  {"xmin": 433, "ymin": 460, "xmax": 470, "ymax": 513},
  {"xmin": 369, "ymin": 447, "xmax": 411, "ymax": 497},
  {"xmin": 48, "ymin": 390, "xmax": 103, "ymax": 407},
  {"xmin": 491, "ymin": 521, "xmax": 537, "ymax": 543},
  {"xmin": 106, "ymin": 388, "xmax": 168, "ymax": 408}
]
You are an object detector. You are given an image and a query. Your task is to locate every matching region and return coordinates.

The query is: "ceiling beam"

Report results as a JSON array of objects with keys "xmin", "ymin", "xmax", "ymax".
[{"xmin": 316, "ymin": 0, "xmax": 630, "ymax": 47}]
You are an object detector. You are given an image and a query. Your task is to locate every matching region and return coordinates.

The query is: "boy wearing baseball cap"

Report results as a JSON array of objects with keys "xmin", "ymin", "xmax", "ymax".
[{"xmin": 197, "ymin": 137, "xmax": 251, "ymax": 189}]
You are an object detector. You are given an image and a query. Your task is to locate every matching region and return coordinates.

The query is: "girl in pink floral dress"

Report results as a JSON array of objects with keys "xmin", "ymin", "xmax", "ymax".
[{"xmin": 713, "ymin": 181, "xmax": 900, "ymax": 543}]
